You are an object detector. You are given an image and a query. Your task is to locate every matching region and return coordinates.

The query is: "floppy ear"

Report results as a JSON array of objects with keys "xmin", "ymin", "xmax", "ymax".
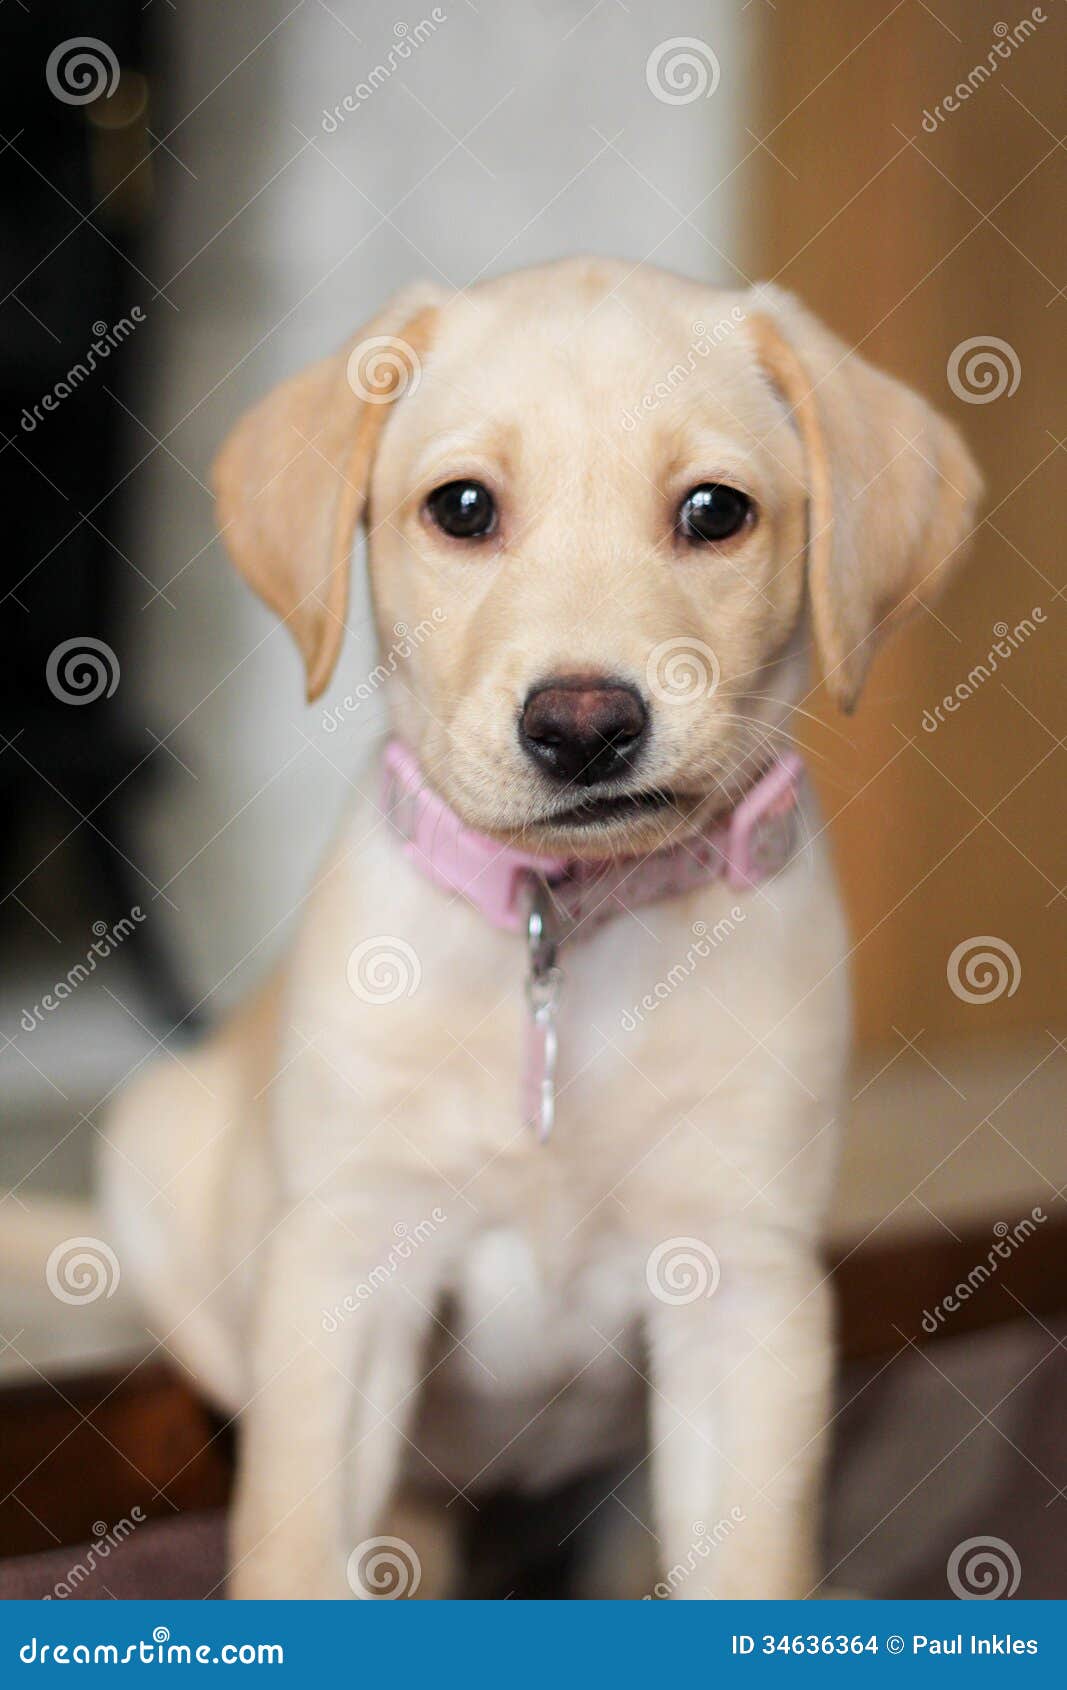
[
  {"xmin": 747, "ymin": 285, "xmax": 983, "ymax": 712},
  {"xmin": 212, "ymin": 282, "xmax": 442, "ymax": 701}
]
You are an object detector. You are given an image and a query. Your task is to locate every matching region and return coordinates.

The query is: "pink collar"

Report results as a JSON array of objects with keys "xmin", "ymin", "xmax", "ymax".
[
  {"xmin": 382, "ymin": 739, "xmax": 802, "ymax": 937},
  {"xmin": 382, "ymin": 739, "xmax": 802, "ymax": 1139}
]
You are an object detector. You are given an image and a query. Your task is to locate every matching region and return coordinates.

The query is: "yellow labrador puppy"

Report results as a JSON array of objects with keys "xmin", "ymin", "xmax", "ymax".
[{"xmin": 103, "ymin": 258, "xmax": 980, "ymax": 1599}]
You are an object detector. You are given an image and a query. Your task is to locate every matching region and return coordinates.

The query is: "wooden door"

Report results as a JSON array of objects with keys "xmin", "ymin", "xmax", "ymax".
[{"xmin": 743, "ymin": 0, "xmax": 1065, "ymax": 1046}]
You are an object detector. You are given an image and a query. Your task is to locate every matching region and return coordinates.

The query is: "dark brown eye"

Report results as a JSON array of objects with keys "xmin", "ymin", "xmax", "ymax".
[
  {"xmin": 425, "ymin": 480, "xmax": 496, "ymax": 539},
  {"xmin": 677, "ymin": 483, "xmax": 753, "ymax": 543}
]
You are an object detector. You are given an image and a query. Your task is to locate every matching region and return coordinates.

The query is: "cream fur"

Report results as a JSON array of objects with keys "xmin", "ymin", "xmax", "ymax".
[{"xmin": 101, "ymin": 258, "xmax": 980, "ymax": 1599}]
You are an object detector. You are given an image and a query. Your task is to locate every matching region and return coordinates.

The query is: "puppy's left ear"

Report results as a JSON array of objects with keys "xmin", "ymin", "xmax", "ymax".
[
  {"xmin": 747, "ymin": 285, "xmax": 983, "ymax": 712},
  {"xmin": 213, "ymin": 282, "xmax": 442, "ymax": 701}
]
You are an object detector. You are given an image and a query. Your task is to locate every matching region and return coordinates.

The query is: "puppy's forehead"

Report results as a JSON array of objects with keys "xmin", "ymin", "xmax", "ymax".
[{"xmin": 395, "ymin": 267, "xmax": 789, "ymax": 465}]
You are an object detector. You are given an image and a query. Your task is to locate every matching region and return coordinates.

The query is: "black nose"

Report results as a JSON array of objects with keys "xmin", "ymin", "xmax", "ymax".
[{"xmin": 519, "ymin": 677, "xmax": 649, "ymax": 786}]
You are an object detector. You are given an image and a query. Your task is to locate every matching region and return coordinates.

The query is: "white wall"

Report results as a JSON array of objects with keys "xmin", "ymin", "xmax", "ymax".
[{"xmin": 126, "ymin": 0, "xmax": 750, "ymax": 1009}]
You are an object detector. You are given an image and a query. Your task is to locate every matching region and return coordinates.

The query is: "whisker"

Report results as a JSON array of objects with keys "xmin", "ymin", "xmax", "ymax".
[{"xmin": 740, "ymin": 693, "xmax": 856, "ymax": 748}]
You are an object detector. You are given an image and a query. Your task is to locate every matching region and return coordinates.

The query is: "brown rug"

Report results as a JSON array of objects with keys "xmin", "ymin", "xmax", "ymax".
[{"xmin": 2, "ymin": 1315, "xmax": 1064, "ymax": 1599}]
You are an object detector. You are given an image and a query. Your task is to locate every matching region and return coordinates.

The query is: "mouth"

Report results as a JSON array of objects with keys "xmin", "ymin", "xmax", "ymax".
[{"xmin": 541, "ymin": 787, "xmax": 678, "ymax": 829}]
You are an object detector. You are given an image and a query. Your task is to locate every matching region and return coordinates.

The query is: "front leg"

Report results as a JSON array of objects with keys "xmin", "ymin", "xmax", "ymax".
[
  {"xmin": 646, "ymin": 1238, "xmax": 833, "ymax": 1599},
  {"xmin": 228, "ymin": 1209, "xmax": 438, "ymax": 1599}
]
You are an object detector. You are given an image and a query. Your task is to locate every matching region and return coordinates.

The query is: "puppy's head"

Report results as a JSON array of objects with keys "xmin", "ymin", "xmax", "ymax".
[{"xmin": 215, "ymin": 259, "xmax": 981, "ymax": 857}]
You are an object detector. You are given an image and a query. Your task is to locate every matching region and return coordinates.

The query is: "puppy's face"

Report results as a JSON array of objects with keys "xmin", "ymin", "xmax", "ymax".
[
  {"xmin": 367, "ymin": 269, "xmax": 807, "ymax": 856},
  {"xmin": 215, "ymin": 259, "xmax": 981, "ymax": 857}
]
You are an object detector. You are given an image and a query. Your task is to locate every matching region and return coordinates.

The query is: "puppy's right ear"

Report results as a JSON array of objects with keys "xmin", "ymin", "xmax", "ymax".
[{"xmin": 212, "ymin": 282, "xmax": 442, "ymax": 701}]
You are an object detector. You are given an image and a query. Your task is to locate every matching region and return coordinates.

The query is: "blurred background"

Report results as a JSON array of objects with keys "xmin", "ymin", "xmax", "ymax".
[{"xmin": 1, "ymin": 0, "xmax": 1064, "ymax": 1599}]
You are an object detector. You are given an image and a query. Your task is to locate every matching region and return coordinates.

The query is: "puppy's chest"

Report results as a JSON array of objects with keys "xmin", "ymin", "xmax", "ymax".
[
  {"xmin": 426, "ymin": 887, "xmax": 754, "ymax": 1123},
  {"xmin": 444, "ymin": 1223, "xmax": 642, "ymax": 1395}
]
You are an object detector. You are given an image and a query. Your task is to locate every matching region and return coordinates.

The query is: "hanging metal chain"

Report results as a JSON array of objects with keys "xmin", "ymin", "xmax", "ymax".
[{"xmin": 523, "ymin": 876, "xmax": 564, "ymax": 1141}]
